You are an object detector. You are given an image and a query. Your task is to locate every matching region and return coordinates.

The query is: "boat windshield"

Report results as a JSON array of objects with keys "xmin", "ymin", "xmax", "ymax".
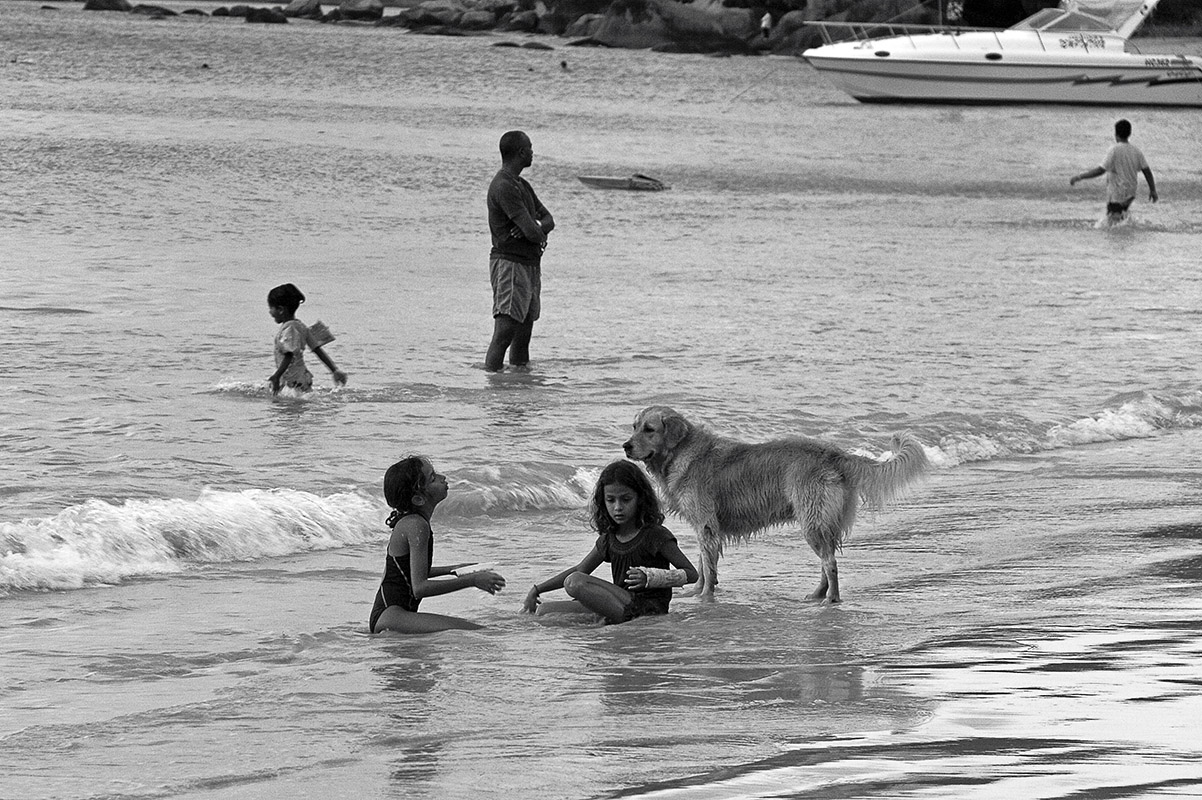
[{"xmin": 1009, "ymin": 8, "xmax": 1114, "ymax": 32}]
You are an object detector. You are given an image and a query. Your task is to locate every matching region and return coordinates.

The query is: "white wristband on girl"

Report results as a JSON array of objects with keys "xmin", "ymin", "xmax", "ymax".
[{"xmin": 638, "ymin": 567, "xmax": 688, "ymax": 589}]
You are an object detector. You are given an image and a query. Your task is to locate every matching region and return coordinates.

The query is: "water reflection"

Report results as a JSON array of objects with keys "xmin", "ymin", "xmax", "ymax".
[
  {"xmin": 372, "ymin": 644, "xmax": 444, "ymax": 788},
  {"xmin": 578, "ymin": 602, "xmax": 870, "ymax": 735}
]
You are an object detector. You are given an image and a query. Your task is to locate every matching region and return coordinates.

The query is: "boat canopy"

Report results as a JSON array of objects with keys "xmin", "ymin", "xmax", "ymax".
[
  {"xmin": 1064, "ymin": 0, "xmax": 1149, "ymax": 29},
  {"xmin": 1009, "ymin": 8, "xmax": 1114, "ymax": 31},
  {"xmin": 1009, "ymin": 0, "xmax": 1155, "ymax": 35}
]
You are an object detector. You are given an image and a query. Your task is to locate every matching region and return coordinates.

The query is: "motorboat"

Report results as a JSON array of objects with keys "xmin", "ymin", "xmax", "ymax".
[
  {"xmin": 802, "ymin": 0, "xmax": 1202, "ymax": 106},
  {"xmin": 577, "ymin": 174, "xmax": 670, "ymax": 190}
]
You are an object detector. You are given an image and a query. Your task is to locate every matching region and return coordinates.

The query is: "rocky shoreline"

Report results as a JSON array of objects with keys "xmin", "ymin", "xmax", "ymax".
[{"xmin": 75, "ymin": 0, "xmax": 1202, "ymax": 57}]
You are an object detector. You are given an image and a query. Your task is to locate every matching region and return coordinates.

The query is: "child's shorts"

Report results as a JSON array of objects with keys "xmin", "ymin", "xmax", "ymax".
[
  {"xmin": 617, "ymin": 593, "xmax": 671, "ymax": 623},
  {"xmin": 1107, "ymin": 197, "xmax": 1134, "ymax": 216}
]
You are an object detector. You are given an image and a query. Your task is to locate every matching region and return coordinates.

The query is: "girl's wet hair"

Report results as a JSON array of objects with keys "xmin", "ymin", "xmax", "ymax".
[
  {"xmin": 589, "ymin": 460, "xmax": 664, "ymax": 535},
  {"xmin": 384, "ymin": 456, "xmax": 431, "ymax": 528},
  {"xmin": 267, "ymin": 283, "xmax": 306, "ymax": 314}
]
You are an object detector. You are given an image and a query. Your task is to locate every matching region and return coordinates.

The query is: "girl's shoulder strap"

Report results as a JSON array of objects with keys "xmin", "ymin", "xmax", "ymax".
[
  {"xmin": 393, "ymin": 511, "xmax": 432, "ymax": 534},
  {"xmin": 387, "ymin": 512, "xmax": 430, "ymax": 556}
]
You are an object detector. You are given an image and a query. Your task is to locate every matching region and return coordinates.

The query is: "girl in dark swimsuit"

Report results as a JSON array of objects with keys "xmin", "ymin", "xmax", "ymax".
[
  {"xmin": 522, "ymin": 460, "xmax": 698, "ymax": 624},
  {"xmin": 369, "ymin": 456, "xmax": 506, "ymax": 634}
]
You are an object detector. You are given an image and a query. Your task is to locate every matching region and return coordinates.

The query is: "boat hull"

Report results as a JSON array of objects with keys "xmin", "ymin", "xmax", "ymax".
[
  {"xmin": 804, "ymin": 51, "xmax": 1202, "ymax": 106},
  {"xmin": 577, "ymin": 175, "xmax": 669, "ymax": 191},
  {"xmin": 803, "ymin": 16, "xmax": 1202, "ymax": 109}
]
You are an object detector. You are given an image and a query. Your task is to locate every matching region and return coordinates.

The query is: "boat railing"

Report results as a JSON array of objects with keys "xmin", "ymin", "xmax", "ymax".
[
  {"xmin": 804, "ymin": 20, "xmax": 1141, "ymax": 53},
  {"xmin": 804, "ymin": 20, "xmax": 1004, "ymax": 49}
]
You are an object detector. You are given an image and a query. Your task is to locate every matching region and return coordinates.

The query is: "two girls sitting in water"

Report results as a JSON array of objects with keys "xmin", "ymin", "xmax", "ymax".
[{"xmin": 370, "ymin": 457, "xmax": 697, "ymax": 634}]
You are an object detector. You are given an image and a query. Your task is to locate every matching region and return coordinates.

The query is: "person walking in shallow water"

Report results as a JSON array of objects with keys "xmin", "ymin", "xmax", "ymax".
[
  {"xmin": 485, "ymin": 130, "xmax": 554, "ymax": 372},
  {"xmin": 1070, "ymin": 118, "xmax": 1158, "ymax": 223},
  {"xmin": 266, "ymin": 283, "xmax": 347, "ymax": 394}
]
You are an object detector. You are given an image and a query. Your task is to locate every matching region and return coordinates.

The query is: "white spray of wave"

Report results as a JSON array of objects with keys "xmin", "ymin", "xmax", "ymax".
[
  {"xmin": 0, "ymin": 467, "xmax": 607, "ymax": 593},
  {"xmin": 0, "ymin": 488, "xmax": 379, "ymax": 593},
  {"xmin": 926, "ymin": 391, "xmax": 1202, "ymax": 468},
  {"xmin": 442, "ymin": 465, "xmax": 598, "ymax": 515},
  {"xmin": 1045, "ymin": 393, "xmax": 1188, "ymax": 448}
]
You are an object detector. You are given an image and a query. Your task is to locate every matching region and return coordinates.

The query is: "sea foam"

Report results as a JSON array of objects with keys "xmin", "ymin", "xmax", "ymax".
[
  {"xmin": 0, "ymin": 488, "xmax": 380, "ymax": 593},
  {"xmin": 925, "ymin": 390, "xmax": 1202, "ymax": 468}
]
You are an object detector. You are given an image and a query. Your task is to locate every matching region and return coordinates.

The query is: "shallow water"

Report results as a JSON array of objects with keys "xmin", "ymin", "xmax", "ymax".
[{"xmin": 3, "ymin": 3, "xmax": 1202, "ymax": 797}]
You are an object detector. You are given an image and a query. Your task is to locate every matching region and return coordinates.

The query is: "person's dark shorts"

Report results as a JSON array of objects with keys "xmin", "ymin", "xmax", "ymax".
[
  {"xmin": 1107, "ymin": 198, "xmax": 1134, "ymax": 216},
  {"xmin": 490, "ymin": 256, "xmax": 541, "ymax": 323},
  {"xmin": 617, "ymin": 593, "xmax": 671, "ymax": 623}
]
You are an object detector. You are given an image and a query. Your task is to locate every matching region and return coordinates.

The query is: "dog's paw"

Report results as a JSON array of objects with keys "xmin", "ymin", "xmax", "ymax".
[{"xmin": 679, "ymin": 584, "xmax": 718, "ymax": 600}]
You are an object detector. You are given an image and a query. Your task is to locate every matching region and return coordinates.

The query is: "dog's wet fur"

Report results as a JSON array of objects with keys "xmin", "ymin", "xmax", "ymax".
[{"xmin": 623, "ymin": 406, "xmax": 929, "ymax": 602}]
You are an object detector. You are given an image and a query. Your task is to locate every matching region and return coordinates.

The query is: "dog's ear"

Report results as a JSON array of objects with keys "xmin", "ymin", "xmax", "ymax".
[{"xmin": 662, "ymin": 412, "xmax": 689, "ymax": 449}]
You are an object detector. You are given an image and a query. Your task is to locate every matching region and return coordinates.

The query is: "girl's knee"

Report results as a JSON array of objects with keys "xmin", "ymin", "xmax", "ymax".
[{"xmin": 563, "ymin": 571, "xmax": 587, "ymax": 597}]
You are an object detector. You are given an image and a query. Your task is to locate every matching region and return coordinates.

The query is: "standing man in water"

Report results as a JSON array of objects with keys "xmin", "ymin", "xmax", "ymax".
[
  {"xmin": 1070, "ymin": 118, "xmax": 1158, "ymax": 223},
  {"xmin": 485, "ymin": 130, "xmax": 554, "ymax": 372}
]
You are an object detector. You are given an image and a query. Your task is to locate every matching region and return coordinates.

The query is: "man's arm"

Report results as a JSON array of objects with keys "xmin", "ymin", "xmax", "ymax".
[
  {"xmin": 508, "ymin": 210, "xmax": 545, "ymax": 245},
  {"xmin": 497, "ymin": 181, "xmax": 546, "ymax": 246},
  {"xmin": 534, "ymin": 200, "xmax": 555, "ymax": 236},
  {"xmin": 1142, "ymin": 166, "xmax": 1158, "ymax": 202}
]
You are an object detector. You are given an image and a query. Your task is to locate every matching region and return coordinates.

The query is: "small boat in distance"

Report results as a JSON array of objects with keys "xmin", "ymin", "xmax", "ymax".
[
  {"xmin": 577, "ymin": 174, "xmax": 670, "ymax": 191},
  {"xmin": 802, "ymin": 0, "xmax": 1202, "ymax": 107}
]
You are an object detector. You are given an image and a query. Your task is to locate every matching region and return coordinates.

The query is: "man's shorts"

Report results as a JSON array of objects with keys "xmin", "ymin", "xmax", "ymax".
[{"xmin": 490, "ymin": 256, "xmax": 541, "ymax": 323}]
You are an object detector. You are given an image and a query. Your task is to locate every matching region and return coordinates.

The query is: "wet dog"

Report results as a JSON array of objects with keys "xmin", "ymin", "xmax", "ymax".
[{"xmin": 623, "ymin": 406, "xmax": 929, "ymax": 602}]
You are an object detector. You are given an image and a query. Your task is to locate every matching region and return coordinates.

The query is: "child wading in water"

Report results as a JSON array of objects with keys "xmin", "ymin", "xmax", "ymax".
[
  {"xmin": 523, "ymin": 460, "xmax": 697, "ymax": 624},
  {"xmin": 370, "ymin": 456, "xmax": 507, "ymax": 634},
  {"xmin": 1069, "ymin": 118, "xmax": 1158, "ymax": 224},
  {"xmin": 267, "ymin": 283, "xmax": 347, "ymax": 394}
]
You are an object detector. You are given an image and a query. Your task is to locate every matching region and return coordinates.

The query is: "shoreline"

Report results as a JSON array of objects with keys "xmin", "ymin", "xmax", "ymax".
[{"xmin": 19, "ymin": 0, "xmax": 1201, "ymax": 58}]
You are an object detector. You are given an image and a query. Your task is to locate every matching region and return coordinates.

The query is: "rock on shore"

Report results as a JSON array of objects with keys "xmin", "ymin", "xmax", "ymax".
[{"xmin": 80, "ymin": 0, "xmax": 1059, "ymax": 54}]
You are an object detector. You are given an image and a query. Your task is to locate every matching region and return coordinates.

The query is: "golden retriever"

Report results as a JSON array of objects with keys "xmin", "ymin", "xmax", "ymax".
[{"xmin": 622, "ymin": 406, "xmax": 929, "ymax": 603}]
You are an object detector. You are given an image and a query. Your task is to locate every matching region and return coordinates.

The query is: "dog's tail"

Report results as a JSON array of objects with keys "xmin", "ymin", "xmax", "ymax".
[{"xmin": 848, "ymin": 432, "xmax": 930, "ymax": 511}]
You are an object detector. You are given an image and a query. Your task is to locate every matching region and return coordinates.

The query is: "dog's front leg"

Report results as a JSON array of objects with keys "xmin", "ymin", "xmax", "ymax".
[
  {"xmin": 681, "ymin": 527, "xmax": 719, "ymax": 599},
  {"xmin": 698, "ymin": 528, "xmax": 720, "ymax": 599}
]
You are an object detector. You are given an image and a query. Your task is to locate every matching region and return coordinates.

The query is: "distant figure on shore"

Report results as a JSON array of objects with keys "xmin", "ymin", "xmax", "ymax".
[
  {"xmin": 267, "ymin": 283, "xmax": 347, "ymax": 394},
  {"xmin": 1070, "ymin": 118, "xmax": 1158, "ymax": 224},
  {"xmin": 485, "ymin": 130, "xmax": 555, "ymax": 372},
  {"xmin": 370, "ymin": 456, "xmax": 507, "ymax": 634},
  {"xmin": 761, "ymin": 11, "xmax": 772, "ymax": 38}
]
